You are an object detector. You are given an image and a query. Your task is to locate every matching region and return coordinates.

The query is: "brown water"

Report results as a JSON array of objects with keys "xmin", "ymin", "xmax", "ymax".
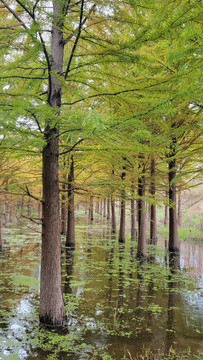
[{"xmin": 0, "ymin": 213, "xmax": 202, "ymax": 359}]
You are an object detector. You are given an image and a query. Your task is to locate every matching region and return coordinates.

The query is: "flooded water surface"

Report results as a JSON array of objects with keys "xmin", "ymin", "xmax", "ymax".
[{"xmin": 0, "ymin": 213, "xmax": 203, "ymax": 359}]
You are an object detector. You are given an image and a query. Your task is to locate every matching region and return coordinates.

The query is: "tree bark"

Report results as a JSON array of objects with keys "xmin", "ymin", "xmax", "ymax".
[
  {"xmin": 107, "ymin": 197, "xmax": 110, "ymax": 220},
  {"xmin": 99, "ymin": 199, "xmax": 103, "ymax": 215},
  {"xmin": 111, "ymin": 195, "xmax": 116, "ymax": 233},
  {"xmin": 95, "ymin": 201, "xmax": 99, "ymax": 214},
  {"xmin": 89, "ymin": 195, "xmax": 94, "ymax": 221},
  {"xmin": 61, "ymin": 183, "xmax": 67, "ymax": 235},
  {"xmin": 118, "ymin": 164, "xmax": 126, "ymax": 243},
  {"xmin": 103, "ymin": 198, "xmax": 106, "ymax": 217},
  {"xmin": 168, "ymin": 139, "xmax": 179, "ymax": 252},
  {"xmin": 66, "ymin": 156, "xmax": 75, "ymax": 247},
  {"xmin": 150, "ymin": 157, "xmax": 157, "ymax": 244},
  {"xmin": 40, "ymin": 1, "xmax": 66, "ymax": 327},
  {"xmin": 131, "ymin": 184, "xmax": 136, "ymax": 240},
  {"xmin": 137, "ymin": 162, "xmax": 146, "ymax": 259},
  {"xmin": 164, "ymin": 204, "xmax": 168, "ymax": 226}
]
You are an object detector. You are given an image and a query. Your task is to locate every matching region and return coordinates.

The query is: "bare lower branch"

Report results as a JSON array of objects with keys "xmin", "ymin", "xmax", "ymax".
[
  {"xmin": 18, "ymin": 185, "xmax": 44, "ymax": 203},
  {"xmin": 59, "ymin": 138, "xmax": 84, "ymax": 156}
]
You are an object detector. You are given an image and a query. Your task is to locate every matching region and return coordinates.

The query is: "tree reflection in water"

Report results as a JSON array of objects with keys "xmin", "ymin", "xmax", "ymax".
[{"xmin": 165, "ymin": 253, "xmax": 180, "ymax": 354}]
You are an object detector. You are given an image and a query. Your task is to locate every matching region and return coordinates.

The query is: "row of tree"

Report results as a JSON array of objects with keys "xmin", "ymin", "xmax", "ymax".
[{"xmin": 0, "ymin": 0, "xmax": 202, "ymax": 327}]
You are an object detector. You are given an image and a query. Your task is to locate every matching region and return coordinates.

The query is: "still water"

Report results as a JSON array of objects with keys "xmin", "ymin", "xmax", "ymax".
[{"xmin": 0, "ymin": 212, "xmax": 203, "ymax": 359}]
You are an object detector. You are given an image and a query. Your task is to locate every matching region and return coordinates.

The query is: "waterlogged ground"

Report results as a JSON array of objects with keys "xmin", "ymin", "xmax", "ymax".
[{"xmin": 0, "ymin": 212, "xmax": 203, "ymax": 360}]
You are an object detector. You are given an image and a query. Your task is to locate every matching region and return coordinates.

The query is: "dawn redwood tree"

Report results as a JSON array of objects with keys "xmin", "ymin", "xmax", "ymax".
[
  {"xmin": 130, "ymin": 183, "xmax": 136, "ymax": 240},
  {"xmin": 137, "ymin": 159, "xmax": 147, "ymax": 259},
  {"xmin": 66, "ymin": 155, "xmax": 75, "ymax": 248},
  {"xmin": 149, "ymin": 157, "xmax": 157, "ymax": 244},
  {"xmin": 0, "ymin": 0, "xmax": 86, "ymax": 326},
  {"xmin": 168, "ymin": 135, "xmax": 179, "ymax": 252},
  {"xmin": 118, "ymin": 162, "xmax": 126, "ymax": 243},
  {"xmin": 40, "ymin": 1, "xmax": 68, "ymax": 326},
  {"xmin": 89, "ymin": 195, "xmax": 94, "ymax": 222}
]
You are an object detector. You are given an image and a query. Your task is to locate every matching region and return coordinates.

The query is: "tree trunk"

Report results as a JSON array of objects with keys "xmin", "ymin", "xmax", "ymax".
[
  {"xmin": 168, "ymin": 139, "xmax": 179, "ymax": 252},
  {"xmin": 131, "ymin": 184, "xmax": 136, "ymax": 240},
  {"xmin": 107, "ymin": 197, "xmax": 110, "ymax": 220},
  {"xmin": 118, "ymin": 164, "xmax": 126, "ymax": 243},
  {"xmin": 89, "ymin": 195, "xmax": 94, "ymax": 221},
  {"xmin": 95, "ymin": 201, "xmax": 99, "ymax": 214},
  {"xmin": 137, "ymin": 162, "xmax": 146, "ymax": 259},
  {"xmin": 99, "ymin": 200, "xmax": 103, "ymax": 215},
  {"xmin": 150, "ymin": 157, "xmax": 157, "ymax": 244},
  {"xmin": 164, "ymin": 204, "xmax": 168, "ymax": 226},
  {"xmin": 103, "ymin": 198, "xmax": 106, "ymax": 217},
  {"xmin": 61, "ymin": 183, "xmax": 67, "ymax": 235},
  {"xmin": 40, "ymin": 1, "xmax": 65, "ymax": 327},
  {"xmin": 66, "ymin": 156, "xmax": 75, "ymax": 247},
  {"xmin": 111, "ymin": 195, "xmax": 116, "ymax": 233}
]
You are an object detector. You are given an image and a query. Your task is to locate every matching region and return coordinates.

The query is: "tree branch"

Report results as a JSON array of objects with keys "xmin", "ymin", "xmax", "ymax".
[
  {"xmin": 20, "ymin": 185, "xmax": 44, "ymax": 203},
  {"xmin": 0, "ymin": 0, "xmax": 27, "ymax": 28},
  {"xmin": 64, "ymin": 0, "xmax": 85, "ymax": 79},
  {"xmin": 59, "ymin": 138, "xmax": 84, "ymax": 156}
]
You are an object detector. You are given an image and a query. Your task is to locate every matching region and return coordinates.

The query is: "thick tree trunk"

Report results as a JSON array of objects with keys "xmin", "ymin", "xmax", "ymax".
[
  {"xmin": 137, "ymin": 163, "xmax": 146, "ymax": 259},
  {"xmin": 168, "ymin": 139, "xmax": 179, "ymax": 252},
  {"xmin": 131, "ymin": 184, "xmax": 136, "ymax": 240},
  {"xmin": 40, "ymin": 1, "xmax": 65, "ymax": 327},
  {"xmin": 118, "ymin": 165, "xmax": 126, "ymax": 243},
  {"xmin": 61, "ymin": 183, "xmax": 67, "ymax": 235},
  {"xmin": 107, "ymin": 197, "xmax": 110, "ymax": 220},
  {"xmin": 66, "ymin": 156, "xmax": 75, "ymax": 247},
  {"xmin": 111, "ymin": 195, "xmax": 116, "ymax": 233},
  {"xmin": 150, "ymin": 157, "xmax": 157, "ymax": 244},
  {"xmin": 40, "ymin": 129, "xmax": 64, "ymax": 326}
]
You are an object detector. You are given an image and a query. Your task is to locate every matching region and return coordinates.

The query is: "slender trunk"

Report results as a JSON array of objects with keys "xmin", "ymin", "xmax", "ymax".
[
  {"xmin": 61, "ymin": 183, "xmax": 66, "ymax": 235},
  {"xmin": 131, "ymin": 184, "xmax": 136, "ymax": 240},
  {"xmin": 99, "ymin": 200, "xmax": 103, "ymax": 215},
  {"xmin": 164, "ymin": 204, "xmax": 168, "ymax": 226},
  {"xmin": 111, "ymin": 195, "xmax": 116, "ymax": 233},
  {"xmin": 178, "ymin": 190, "xmax": 182, "ymax": 226},
  {"xmin": 168, "ymin": 139, "xmax": 179, "ymax": 252},
  {"xmin": 66, "ymin": 156, "xmax": 75, "ymax": 247},
  {"xmin": 103, "ymin": 198, "xmax": 106, "ymax": 217},
  {"xmin": 89, "ymin": 195, "xmax": 94, "ymax": 221},
  {"xmin": 40, "ymin": 1, "xmax": 65, "ymax": 326},
  {"xmin": 118, "ymin": 164, "xmax": 126, "ymax": 243},
  {"xmin": 107, "ymin": 197, "xmax": 110, "ymax": 220},
  {"xmin": 95, "ymin": 201, "xmax": 99, "ymax": 214},
  {"xmin": 137, "ymin": 163, "xmax": 146, "ymax": 259},
  {"xmin": 150, "ymin": 157, "xmax": 157, "ymax": 244}
]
